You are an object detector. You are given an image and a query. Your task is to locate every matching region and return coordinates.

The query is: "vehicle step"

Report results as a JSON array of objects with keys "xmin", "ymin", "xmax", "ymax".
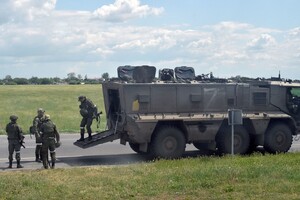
[{"xmin": 73, "ymin": 130, "xmax": 120, "ymax": 149}]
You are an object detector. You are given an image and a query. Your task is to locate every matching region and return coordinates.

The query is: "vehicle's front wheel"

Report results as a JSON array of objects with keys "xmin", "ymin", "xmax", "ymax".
[
  {"xmin": 264, "ymin": 123, "xmax": 292, "ymax": 153},
  {"xmin": 150, "ymin": 126, "xmax": 186, "ymax": 159},
  {"xmin": 129, "ymin": 142, "xmax": 147, "ymax": 154}
]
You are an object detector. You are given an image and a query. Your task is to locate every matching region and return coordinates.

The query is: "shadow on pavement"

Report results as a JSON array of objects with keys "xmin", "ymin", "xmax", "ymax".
[
  {"xmin": 57, "ymin": 150, "xmax": 214, "ymax": 167},
  {"xmin": 1, "ymin": 149, "xmax": 267, "ymax": 171}
]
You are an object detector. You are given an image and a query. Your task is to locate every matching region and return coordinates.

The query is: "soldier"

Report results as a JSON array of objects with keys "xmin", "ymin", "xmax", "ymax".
[
  {"xmin": 6, "ymin": 115, "xmax": 24, "ymax": 168},
  {"xmin": 77, "ymin": 95, "xmax": 97, "ymax": 141},
  {"xmin": 40, "ymin": 114, "xmax": 60, "ymax": 169},
  {"xmin": 32, "ymin": 108, "xmax": 45, "ymax": 162}
]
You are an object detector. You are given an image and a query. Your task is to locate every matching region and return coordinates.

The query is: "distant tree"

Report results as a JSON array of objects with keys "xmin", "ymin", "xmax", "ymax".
[
  {"xmin": 4, "ymin": 75, "xmax": 12, "ymax": 83},
  {"xmin": 68, "ymin": 80, "xmax": 80, "ymax": 85},
  {"xmin": 101, "ymin": 72, "xmax": 109, "ymax": 80},
  {"xmin": 5, "ymin": 75, "xmax": 12, "ymax": 80},
  {"xmin": 40, "ymin": 78, "xmax": 53, "ymax": 85},
  {"xmin": 67, "ymin": 72, "xmax": 76, "ymax": 80},
  {"xmin": 6, "ymin": 81, "xmax": 17, "ymax": 85},
  {"xmin": 65, "ymin": 72, "xmax": 80, "ymax": 84},
  {"xmin": 77, "ymin": 74, "xmax": 82, "ymax": 80},
  {"xmin": 13, "ymin": 78, "xmax": 29, "ymax": 85},
  {"xmin": 29, "ymin": 77, "xmax": 40, "ymax": 84},
  {"xmin": 52, "ymin": 77, "xmax": 61, "ymax": 84}
]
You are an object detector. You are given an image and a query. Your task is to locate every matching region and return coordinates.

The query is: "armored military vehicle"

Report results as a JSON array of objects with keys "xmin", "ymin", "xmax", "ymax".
[{"xmin": 74, "ymin": 65, "xmax": 300, "ymax": 158}]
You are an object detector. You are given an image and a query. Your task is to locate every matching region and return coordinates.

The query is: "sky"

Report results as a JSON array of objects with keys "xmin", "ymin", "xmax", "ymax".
[{"xmin": 0, "ymin": 0, "xmax": 300, "ymax": 79}]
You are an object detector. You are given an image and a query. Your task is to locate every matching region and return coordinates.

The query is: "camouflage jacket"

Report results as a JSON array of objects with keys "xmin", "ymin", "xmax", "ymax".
[
  {"xmin": 6, "ymin": 122, "xmax": 23, "ymax": 140},
  {"xmin": 79, "ymin": 98, "xmax": 96, "ymax": 118},
  {"xmin": 33, "ymin": 116, "xmax": 44, "ymax": 133},
  {"xmin": 40, "ymin": 119, "xmax": 60, "ymax": 142}
]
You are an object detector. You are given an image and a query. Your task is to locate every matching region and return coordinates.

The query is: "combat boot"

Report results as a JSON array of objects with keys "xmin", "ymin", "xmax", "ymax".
[
  {"xmin": 88, "ymin": 129, "xmax": 92, "ymax": 141},
  {"xmin": 43, "ymin": 160, "xmax": 49, "ymax": 169},
  {"xmin": 88, "ymin": 134, "xmax": 92, "ymax": 141},
  {"xmin": 17, "ymin": 160, "xmax": 23, "ymax": 168},
  {"xmin": 51, "ymin": 162, "xmax": 55, "ymax": 169},
  {"xmin": 35, "ymin": 154, "xmax": 41, "ymax": 162},
  {"xmin": 77, "ymin": 132, "xmax": 84, "ymax": 142},
  {"xmin": 8, "ymin": 160, "xmax": 12, "ymax": 168}
]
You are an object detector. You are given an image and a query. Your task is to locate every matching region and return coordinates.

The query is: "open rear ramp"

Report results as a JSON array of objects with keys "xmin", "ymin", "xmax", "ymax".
[{"xmin": 73, "ymin": 130, "xmax": 120, "ymax": 149}]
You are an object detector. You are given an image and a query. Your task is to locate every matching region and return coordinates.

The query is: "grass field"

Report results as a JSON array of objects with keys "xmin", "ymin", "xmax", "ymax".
[
  {"xmin": 0, "ymin": 85, "xmax": 106, "ymax": 134},
  {"xmin": 0, "ymin": 153, "xmax": 300, "ymax": 199}
]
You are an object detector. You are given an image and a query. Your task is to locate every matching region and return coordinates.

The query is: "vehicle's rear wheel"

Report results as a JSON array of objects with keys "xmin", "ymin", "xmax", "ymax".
[
  {"xmin": 216, "ymin": 126, "xmax": 250, "ymax": 155},
  {"xmin": 264, "ymin": 123, "xmax": 292, "ymax": 153},
  {"xmin": 150, "ymin": 126, "xmax": 186, "ymax": 159}
]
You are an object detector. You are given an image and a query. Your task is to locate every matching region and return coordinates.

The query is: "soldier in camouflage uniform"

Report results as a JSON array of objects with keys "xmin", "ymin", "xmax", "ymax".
[
  {"xmin": 6, "ymin": 115, "xmax": 24, "ymax": 168},
  {"xmin": 77, "ymin": 96, "xmax": 97, "ymax": 141},
  {"xmin": 40, "ymin": 114, "xmax": 60, "ymax": 169},
  {"xmin": 32, "ymin": 108, "xmax": 45, "ymax": 162}
]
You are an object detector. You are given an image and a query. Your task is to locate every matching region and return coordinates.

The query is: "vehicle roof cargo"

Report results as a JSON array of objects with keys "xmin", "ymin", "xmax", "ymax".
[
  {"xmin": 117, "ymin": 65, "xmax": 156, "ymax": 83},
  {"xmin": 175, "ymin": 66, "xmax": 195, "ymax": 82},
  {"xmin": 133, "ymin": 65, "xmax": 156, "ymax": 83},
  {"xmin": 117, "ymin": 65, "xmax": 135, "ymax": 81},
  {"xmin": 159, "ymin": 68, "xmax": 174, "ymax": 81}
]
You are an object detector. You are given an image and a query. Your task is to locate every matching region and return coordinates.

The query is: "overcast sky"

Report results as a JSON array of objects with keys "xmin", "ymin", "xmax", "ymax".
[{"xmin": 1, "ymin": 0, "xmax": 300, "ymax": 79}]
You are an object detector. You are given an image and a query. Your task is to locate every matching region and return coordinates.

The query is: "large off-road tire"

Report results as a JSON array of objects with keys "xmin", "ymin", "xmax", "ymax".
[
  {"xmin": 264, "ymin": 123, "xmax": 292, "ymax": 154},
  {"xmin": 129, "ymin": 142, "xmax": 147, "ymax": 154},
  {"xmin": 216, "ymin": 126, "xmax": 250, "ymax": 155},
  {"xmin": 150, "ymin": 126, "xmax": 186, "ymax": 159}
]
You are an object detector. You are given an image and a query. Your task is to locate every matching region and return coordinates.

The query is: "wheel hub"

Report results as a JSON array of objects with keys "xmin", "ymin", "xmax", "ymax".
[
  {"xmin": 276, "ymin": 132, "xmax": 284, "ymax": 144},
  {"xmin": 234, "ymin": 135, "xmax": 242, "ymax": 148},
  {"xmin": 164, "ymin": 137, "xmax": 177, "ymax": 151}
]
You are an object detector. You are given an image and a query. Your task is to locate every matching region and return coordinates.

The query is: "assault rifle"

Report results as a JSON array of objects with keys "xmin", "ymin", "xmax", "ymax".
[
  {"xmin": 18, "ymin": 127, "xmax": 26, "ymax": 148},
  {"xmin": 95, "ymin": 111, "xmax": 103, "ymax": 129},
  {"xmin": 19, "ymin": 135, "xmax": 26, "ymax": 148},
  {"xmin": 20, "ymin": 140, "xmax": 26, "ymax": 148}
]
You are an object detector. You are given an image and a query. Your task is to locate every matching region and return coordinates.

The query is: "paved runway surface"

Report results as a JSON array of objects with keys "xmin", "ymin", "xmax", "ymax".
[{"xmin": 1, "ymin": 134, "xmax": 300, "ymax": 171}]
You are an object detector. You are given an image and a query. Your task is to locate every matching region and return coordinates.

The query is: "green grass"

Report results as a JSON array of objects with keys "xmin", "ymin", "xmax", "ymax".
[
  {"xmin": 0, "ymin": 85, "xmax": 106, "ymax": 134},
  {"xmin": 0, "ymin": 153, "xmax": 300, "ymax": 199}
]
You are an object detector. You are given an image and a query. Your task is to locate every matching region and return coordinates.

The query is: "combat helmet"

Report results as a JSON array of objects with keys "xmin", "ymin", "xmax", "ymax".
[
  {"xmin": 37, "ymin": 108, "xmax": 45, "ymax": 114},
  {"xmin": 78, "ymin": 95, "xmax": 86, "ymax": 101},
  {"xmin": 44, "ymin": 114, "xmax": 50, "ymax": 120},
  {"xmin": 9, "ymin": 115, "xmax": 18, "ymax": 121}
]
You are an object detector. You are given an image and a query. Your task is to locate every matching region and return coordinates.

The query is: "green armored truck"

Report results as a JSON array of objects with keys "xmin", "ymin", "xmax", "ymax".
[{"xmin": 74, "ymin": 66, "xmax": 300, "ymax": 159}]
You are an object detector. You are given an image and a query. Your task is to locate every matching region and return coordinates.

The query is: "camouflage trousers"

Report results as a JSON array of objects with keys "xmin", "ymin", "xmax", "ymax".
[
  {"xmin": 41, "ymin": 138, "xmax": 56, "ymax": 169},
  {"xmin": 80, "ymin": 117, "xmax": 93, "ymax": 135},
  {"xmin": 35, "ymin": 135, "xmax": 43, "ymax": 161},
  {"xmin": 8, "ymin": 139, "xmax": 21, "ymax": 161}
]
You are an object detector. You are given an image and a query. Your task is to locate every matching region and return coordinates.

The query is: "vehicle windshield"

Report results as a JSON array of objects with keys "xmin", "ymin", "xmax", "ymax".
[
  {"xmin": 287, "ymin": 87, "xmax": 300, "ymax": 115},
  {"xmin": 291, "ymin": 88, "xmax": 300, "ymax": 97}
]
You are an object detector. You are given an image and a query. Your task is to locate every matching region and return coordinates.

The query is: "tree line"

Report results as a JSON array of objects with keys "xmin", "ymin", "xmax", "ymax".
[{"xmin": 0, "ymin": 73, "xmax": 110, "ymax": 85}]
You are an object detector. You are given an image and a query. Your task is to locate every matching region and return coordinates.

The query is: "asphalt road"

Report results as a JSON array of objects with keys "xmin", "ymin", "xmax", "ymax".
[{"xmin": 1, "ymin": 134, "xmax": 300, "ymax": 171}]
